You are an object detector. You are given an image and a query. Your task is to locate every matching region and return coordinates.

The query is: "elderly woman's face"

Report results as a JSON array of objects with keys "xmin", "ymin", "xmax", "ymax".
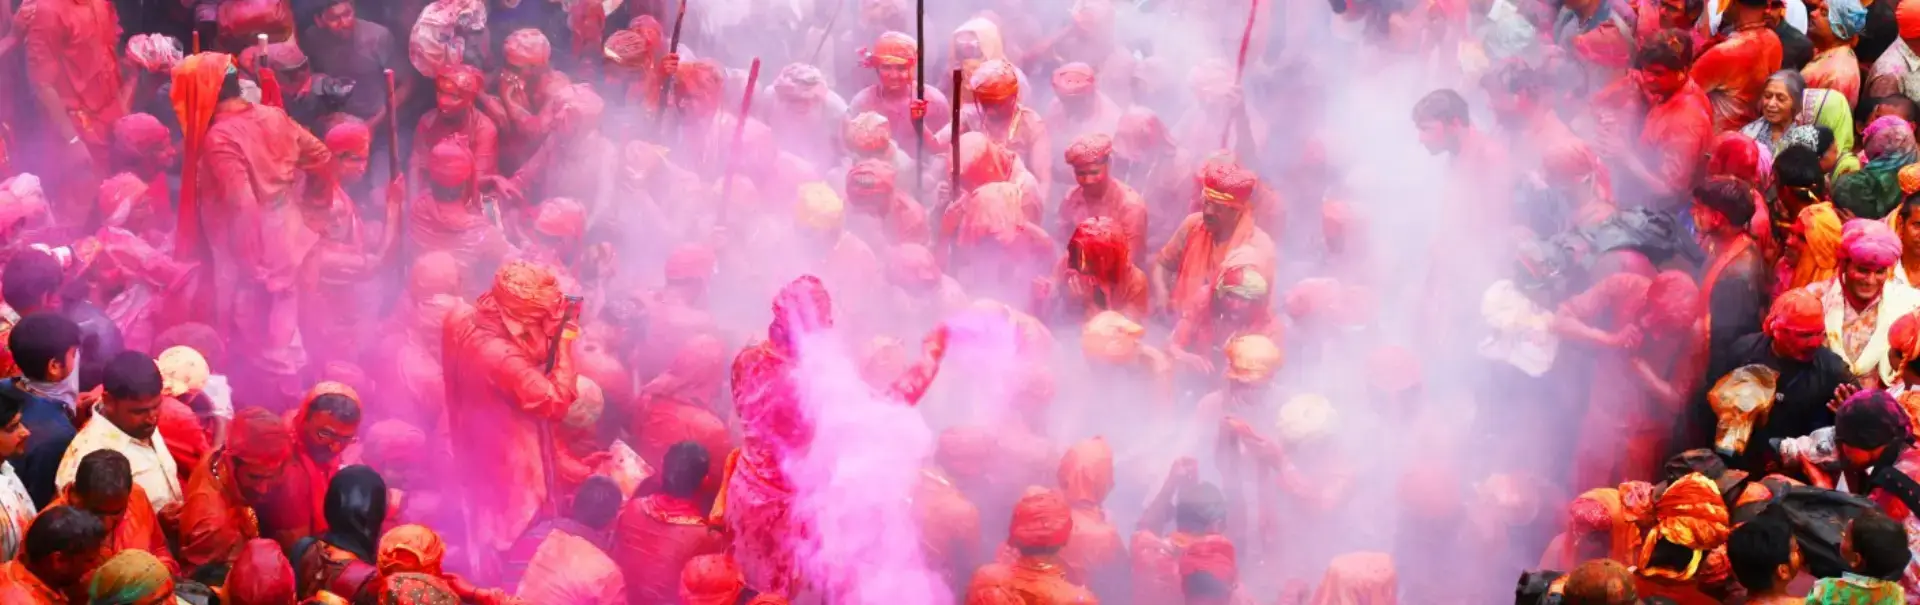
[{"xmin": 1762, "ymin": 79, "xmax": 1797, "ymax": 125}]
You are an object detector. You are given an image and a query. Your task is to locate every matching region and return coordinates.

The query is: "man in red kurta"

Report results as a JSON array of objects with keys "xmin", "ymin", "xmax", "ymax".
[
  {"xmin": 260, "ymin": 382, "xmax": 361, "ymax": 547},
  {"xmin": 1057, "ymin": 438, "xmax": 1124, "ymax": 599},
  {"xmin": 1689, "ymin": 0, "xmax": 1784, "ymax": 132},
  {"xmin": 1035, "ymin": 217, "xmax": 1150, "ymax": 325},
  {"xmin": 615, "ymin": 441, "xmax": 726, "ymax": 605},
  {"xmin": 844, "ymin": 159, "xmax": 930, "ymax": 246},
  {"xmin": 1056, "ymin": 133, "xmax": 1147, "ymax": 256},
  {"xmin": 1552, "ymin": 270, "xmax": 1705, "ymax": 488},
  {"xmin": 1153, "ymin": 160, "xmax": 1276, "ymax": 319},
  {"xmin": 1603, "ymin": 30, "xmax": 1713, "ymax": 212},
  {"xmin": 180, "ymin": 407, "xmax": 293, "ymax": 570},
  {"xmin": 443, "ymin": 261, "xmax": 579, "ymax": 555},
  {"xmin": 411, "ymin": 65, "xmax": 499, "ymax": 183},
  {"xmin": 962, "ymin": 488, "xmax": 1097, "ymax": 604},
  {"xmin": 21, "ymin": 0, "xmax": 123, "ymax": 170},
  {"xmin": 107, "ymin": 114, "xmax": 178, "ymax": 244},
  {"xmin": 409, "ymin": 140, "xmax": 509, "ymax": 274},
  {"xmin": 0, "ymin": 506, "xmax": 106, "ymax": 605}
]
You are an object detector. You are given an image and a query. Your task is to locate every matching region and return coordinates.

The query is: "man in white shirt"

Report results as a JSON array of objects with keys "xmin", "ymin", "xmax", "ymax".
[
  {"xmin": 54, "ymin": 351, "xmax": 181, "ymax": 517},
  {"xmin": 0, "ymin": 385, "xmax": 36, "ymax": 561}
]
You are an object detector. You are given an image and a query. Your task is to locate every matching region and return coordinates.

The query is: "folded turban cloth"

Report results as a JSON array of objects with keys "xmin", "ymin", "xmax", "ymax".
[
  {"xmin": 773, "ymin": 63, "xmax": 828, "ymax": 102},
  {"xmin": 126, "ymin": 34, "xmax": 185, "ymax": 73},
  {"xmin": 1832, "ymin": 170, "xmax": 1894, "ymax": 219},
  {"xmin": 375, "ymin": 572, "xmax": 459, "ymax": 605},
  {"xmin": 326, "ymin": 120, "xmax": 373, "ymax": 154},
  {"xmin": 843, "ymin": 112, "xmax": 892, "ymax": 155},
  {"xmin": 1902, "ymin": 0, "xmax": 1920, "ymax": 40},
  {"xmin": 427, "ymin": 139, "xmax": 475, "ymax": 190},
  {"xmin": 1224, "ymin": 334, "xmax": 1283, "ymax": 384},
  {"xmin": 665, "ymin": 243, "xmax": 718, "ymax": 282},
  {"xmin": 534, "ymin": 197, "xmax": 587, "ymax": 241},
  {"xmin": 1841, "ymin": 217, "xmax": 1902, "ymax": 269},
  {"xmin": 1115, "ymin": 107, "xmax": 1172, "ymax": 159},
  {"xmin": 968, "ymin": 59, "xmax": 1020, "ymax": 101},
  {"xmin": 675, "ymin": 60, "xmax": 727, "ymax": 107},
  {"xmin": 680, "ymin": 554, "xmax": 748, "ymax": 605},
  {"xmin": 263, "ymin": 42, "xmax": 307, "ymax": 71},
  {"xmin": 1064, "ymin": 133, "xmax": 1114, "ymax": 167},
  {"xmin": 229, "ymin": 539, "xmax": 297, "ymax": 605},
  {"xmin": 1200, "ymin": 157, "xmax": 1257, "ymax": 206},
  {"xmin": 377, "ymin": 524, "xmax": 447, "ymax": 575},
  {"xmin": 1766, "ymin": 287, "xmax": 1824, "ymax": 335},
  {"xmin": 1370, "ymin": 345, "xmax": 1422, "ymax": 394},
  {"xmin": 230, "ymin": 407, "xmax": 294, "ymax": 469},
  {"xmin": 1277, "ymin": 394, "xmax": 1336, "ymax": 445},
  {"xmin": 1639, "ymin": 473, "xmax": 1730, "ymax": 581},
  {"xmin": 483, "ymin": 260, "xmax": 563, "ymax": 321},
  {"xmin": 867, "ymin": 31, "xmax": 917, "ymax": 67},
  {"xmin": 1707, "ymin": 132, "xmax": 1764, "ymax": 185},
  {"xmin": 1053, "ymin": 62, "xmax": 1096, "ymax": 98},
  {"xmin": 604, "ymin": 30, "xmax": 651, "ymax": 66},
  {"xmin": 885, "ymin": 243, "xmax": 942, "ymax": 291},
  {"xmin": 503, "ymin": 28, "xmax": 552, "ymax": 68},
  {"xmin": 96, "ymin": 173, "xmax": 148, "ymax": 228},
  {"xmin": 1904, "ymin": 165, "xmax": 1920, "ymax": 196},
  {"xmin": 1217, "ymin": 264, "xmax": 1270, "ymax": 302},
  {"xmin": 1792, "ymin": 204, "xmax": 1844, "ymax": 289},
  {"xmin": 437, "ymin": 65, "xmax": 484, "ymax": 98},
  {"xmin": 1008, "ymin": 487, "xmax": 1074, "ymax": 550},
  {"xmin": 1057, "ymin": 437, "xmax": 1113, "ymax": 507},
  {"xmin": 1180, "ymin": 535, "xmax": 1239, "ymax": 585},
  {"xmin": 1069, "ymin": 216, "xmax": 1129, "ymax": 283},
  {"xmin": 88, "ymin": 550, "xmax": 171, "ymax": 605},
  {"xmin": 1081, "ymin": 310, "xmax": 1145, "ymax": 363},
  {"xmin": 158, "ymin": 346, "xmax": 210, "ymax": 398},
  {"xmin": 847, "ymin": 158, "xmax": 897, "ymax": 200},
  {"xmin": 111, "ymin": 113, "xmax": 171, "ymax": 162},
  {"xmin": 795, "ymin": 182, "xmax": 846, "ymax": 232}
]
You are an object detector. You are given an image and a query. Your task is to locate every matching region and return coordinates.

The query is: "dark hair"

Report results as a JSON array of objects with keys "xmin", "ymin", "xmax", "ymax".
[
  {"xmin": 189, "ymin": 562, "xmax": 230, "ymax": 589},
  {"xmin": 1877, "ymin": 95, "xmax": 1920, "ymax": 122},
  {"xmin": 1852, "ymin": 509, "xmax": 1912, "ymax": 579},
  {"xmin": 661, "ymin": 441, "xmax": 710, "ymax": 499},
  {"xmin": 1682, "ymin": 0, "xmax": 1706, "ymax": 20},
  {"xmin": 217, "ymin": 71, "xmax": 244, "ymax": 102},
  {"xmin": 74, "ymin": 449, "xmax": 133, "ymax": 502},
  {"xmin": 1181, "ymin": 571, "xmax": 1233, "ymax": 600},
  {"xmin": 1494, "ymin": 62, "xmax": 1546, "ymax": 97},
  {"xmin": 1775, "ymin": 145, "xmax": 1826, "ymax": 190},
  {"xmin": 102, "ymin": 350, "xmax": 162, "ymax": 402},
  {"xmin": 1515, "ymin": 570, "xmax": 1565, "ymax": 604},
  {"xmin": 1815, "ymin": 125, "xmax": 1837, "ymax": 155},
  {"xmin": 1174, "ymin": 483, "xmax": 1226, "ymax": 533},
  {"xmin": 1835, "ymin": 390, "xmax": 1911, "ymax": 451},
  {"xmin": 572, "ymin": 475, "xmax": 623, "ymax": 529},
  {"xmin": 1775, "ymin": 24, "xmax": 1813, "ymax": 71},
  {"xmin": 1693, "ymin": 176, "xmax": 1758, "ymax": 226},
  {"xmin": 307, "ymin": 393, "xmax": 362, "ymax": 424},
  {"xmin": 8, "ymin": 312, "xmax": 79, "ymax": 382},
  {"xmin": 1634, "ymin": 29, "xmax": 1695, "ymax": 71},
  {"xmin": 1411, "ymin": 89, "xmax": 1470, "ymax": 126},
  {"xmin": 0, "ymin": 383, "xmax": 20, "ymax": 429},
  {"xmin": 23, "ymin": 505, "xmax": 105, "ymax": 562},
  {"xmin": 1, "ymin": 250, "xmax": 63, "ymax": 313},
  {"xmin": 1728, "ymin": 508, "xmax": 1795, "ymax": 593}
]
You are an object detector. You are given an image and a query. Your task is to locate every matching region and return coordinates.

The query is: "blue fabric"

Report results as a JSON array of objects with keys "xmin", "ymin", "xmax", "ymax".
[{"xmin": 3, "ymin": 379, "xmax": 76, "ymax": 508}]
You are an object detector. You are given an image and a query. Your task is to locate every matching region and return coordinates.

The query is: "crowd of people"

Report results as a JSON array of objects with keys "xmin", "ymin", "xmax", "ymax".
[{"xmin": 18, "ymin": 0, "xmax": 1920, "ymax": 600}]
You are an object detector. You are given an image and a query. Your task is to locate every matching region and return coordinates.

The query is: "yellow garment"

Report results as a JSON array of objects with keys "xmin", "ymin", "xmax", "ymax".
[
  {"xmin": 1792, "ymin": 203, "xmax": 1842, "ymax": 290},
  {"xmin": 794, "ymin": 182, "xmax": 845, "ymax": 232}
]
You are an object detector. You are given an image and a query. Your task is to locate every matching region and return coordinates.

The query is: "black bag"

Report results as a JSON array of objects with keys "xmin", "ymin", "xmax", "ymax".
[
  {"xmin": 1731, "ymin": 476, "xmax": 1878, "ymax": 579},
  {"xmin": 1583, "ymin": 207, "xmax": 1682, "ymax": 266}
]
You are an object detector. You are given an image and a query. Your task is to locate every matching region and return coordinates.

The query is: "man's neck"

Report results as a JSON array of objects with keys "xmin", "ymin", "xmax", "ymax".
[
  {"xmin": 1846, "ymin": 290, "xmax": 1883, "ymax": 313},
  {"xmin": 1709, "ymin": 230, "xmax": 1750, "ymax": 254}
]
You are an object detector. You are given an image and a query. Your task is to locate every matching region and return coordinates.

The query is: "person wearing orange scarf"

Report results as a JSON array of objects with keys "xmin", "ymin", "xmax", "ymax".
[
  {"xmin": 941, "ymin": 58, "xmax": 1051, "ymax": 194},
  {"xmin": 1538, "ymin": 488, "xmax": 1643, "ymax": 570},
  {"xmin": 1080, "ymin": 311, "xmax": 1173, "ymax": 414},
  {"xmin": 1779, "ymin": 203, "xmax": 1844, "ymax": 295},
  {"xmin": 374, "ymin": 524, "xmax": 521, "ymax": 605},
  {"xmin": 1633, "ymin": 473, "xmax": 1732, "ymax": 604},
  {"xmin": 963, "ymin": 488, "xmax": 1097, "ymax": 604},
  {"xmin": 1152, "ymin": 158, "xmax": 1275, "ymax": 318},
  {"xmin": 1036, "ymin": 217, "xmax": 1149, "ymax": 325},
  {"xmin": 49, "ymin": 450, "xmax": 177, "ymax": 575},
  {"xmin": 179, "ymin": 407, "xmax": 293, "ymax": 569}
]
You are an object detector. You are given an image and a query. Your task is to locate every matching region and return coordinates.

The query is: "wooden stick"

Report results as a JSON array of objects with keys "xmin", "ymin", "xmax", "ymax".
[
  {"xmin": 1220, "ymin": 0, "xmax": 1261, "ymax": 150},
  {"xmin": 808, "ymin": 0, "xmax": 846, "ymax": 65},
  {"xmin": 192, "ymin": 31, "xmax": 200, "ymax": 54},
  {"xmin": 935, "ymin": 68, "xmax": 962, "ymax": 245},
  {"xmin": 913, "ymin": 0, "xmax": 926, "ymax": 199},
  {"xmin": 653, "ymin": 0, "xmax": 690, "ymax": 136},
  {"xmin": 537, "ymin": 295, "xmax": 584, "ymax": 515},
  {"xmin": 715, "ymin": 58, "xmax": 763, "ymax": 223},
  {"xmin": 384, "ymin": 70, "xmax": 402, "ymax": 179}
]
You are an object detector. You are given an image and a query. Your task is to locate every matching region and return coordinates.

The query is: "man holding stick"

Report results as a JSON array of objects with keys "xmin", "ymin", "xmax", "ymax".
[{"xmin": 849, "ymin": 32, "xmax": 952, "ymax": 161}]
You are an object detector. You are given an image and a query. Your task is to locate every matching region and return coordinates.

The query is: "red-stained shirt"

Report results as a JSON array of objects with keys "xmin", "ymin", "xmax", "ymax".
[
  {"xmin": 412, "ymin": 109, "xmax": 500, "ymax": 178},
  {"xmin": 0, "ymin": 561, "xmax": 62, "ymax": 604},
  {"xmin": 613, "ymin": 494, "xmax": 725, "ymax": 605},
  {"xmin": 1641, "ymin": 80, "xmax": 1715, "ymax": 205},
  {"xmin": 21, "ymin": 0, "xmax": 123, "ymax": 138},
  {"xmin": 1058, "ymin": 180, "xmax": 1149, "ymax": 256},
  {"xmin": 50, "ymin": 485, "xmax": 178, "ymax": 575},
  {"xmin": 1689, "ymin": 25, "xmax": 1784, "ymax": 132},
  {"xmin": 178, "ymin": 455, "xmax": 261, "ymax": 571}
]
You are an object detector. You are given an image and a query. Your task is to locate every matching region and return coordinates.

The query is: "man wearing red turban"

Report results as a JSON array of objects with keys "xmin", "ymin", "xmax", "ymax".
[
  {"xmin": 443, "ymin": 261, "xmax": 581, "ymax": 555},
  {"xmin": 1810, "ymin": 219, "xmax": 1920, "ymax": 386},
  {"xmin": 1700, "ymin": 288, "xmax": 1854, "ymax": 471},
  {"xmin": 1057, "ymin": 133, "xmax": 1147, "ymax": 258},
  {"xmin": 409, "ymin": 139, "xmax": 510, "ymax": 273},
  {"xmin": 1035, "ymin": 217, "xmax": 1149, "ymax": 324},
  {"xmin": 411, "ymin": 65, "xmax": 499, "ymax": 182},
  {"xmin": 844, "ymin": 158, "xmax": 930, "ymax": 246},
  {"xmin": 228, "ymin": 538, "xmax": 299, "ymax": 605},
  {"xmin": 180, "ymin": 407, "xmax": 294, "ymax": 569},
  {"xmin": 1868, "ymin": 0, "xmax": 1920, "ymax": 99},
  {"xmin": 108, "ymin": 113, "xmax": 179, "ymax": 243},
  {"xmin": 1042, "ymin": 63, "xmax": 1124, "ymax": 153},
  {"xmin": 1180, "ymin": 535, "xmax": 1258, "ymax": 605},
  {"xmin": 847, "ymin": 31, "xmax": 953, "ymax": 156},
  {"xmin": 963, "ymin": 488, "xmax": 1096, "ymax": 604},
  {"xmin": 1551, "ymin": 270, "xmax": 1705, "ymax": 487},
  {"xmin": 489, "ymin": 28, "xmax": 574, "ymax": 172},
  {"xmin": 1153, "ymin": 158, "xmax": 1276, "ymax": 318}
]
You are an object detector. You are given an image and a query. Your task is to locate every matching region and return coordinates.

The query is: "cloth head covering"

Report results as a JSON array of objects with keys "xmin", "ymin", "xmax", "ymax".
[
  {"xmin": 0, "ymin": 174, "xmax": 46, "ymax": 231},
  {"xmin": 1057, "ymin": 437, "xmax": 1114, "ymax": 507},
  {"xmin": 229, "ymin": 539, "xmax": 297, "ymax": 605},
  {"xmin": 1835, "ymin": 389, "xmax": 1913, "ymax": 450},
  {"xmin": 361, "ymin": 419, "xmax": 427, "ymax": 471},
  {"xmin": 773, "ymin": 63, "xmax": 829, "ymax": 102},
  {"xmin": 1008, "ymin": 487, "xmax": 1073, "ymax": 550},
  {"xmin": 1766, "ymin": 288, "xmax": 1826, "ymax": 335},
  {"xmin": 1069, "ymin": 217, "xmax": 1130, "ymax": 284},
  {"xmin": 847, "ymin": 158, "xmax": 898, "ymax": 201},
  {"xmin": 603, "ymin": 29, "xmax": 653, "ymax": 67},
  {"xmin": 680, "ymin": 554, "xmax": 747, "ymax": 605},
  {"xmin": 1865, "ymin": 116, "xmax": 1918, "ymax": 170},
  {"xmin": 1566, "ymin": 488, "xmax": 1641, "ymax": 564},
  {"xmin": 437, "ymin": 65, "xmax": 484, "ymax": 99},
  {"xmin": 1217, "ymin": 264, "xmax": 1271, "ymax": 302},
  {"xmin": 1901, "ymin": 0, "xmax": 1920, "ymax": 39},
  {"xmin": 1564, "ymin": 560, "xmax": 1639, "ymax": 605},
  {"xmin": 1707, "ymin": 132, "xmax": 1764, "ymax": 185},
  {"xmin": 321, "ymin": 465, "xmax": 389, "ymax": 562},
  {"xmin": 665, "ymin": 243, "xmax": 718, "ymax": 282},
  {"xmin": 1639, "ymin": 473, "xmax": 1731, "ymax": 581},
  {"xmin": 1831, "ymin": 0, "xmax": 1869, "ymax": 38},
  {"xmin": 936, "ymin": 426, "xmax": 995, "ymax": 484},
  {"xmin": 126, "ymin": 34, "xmax": 185, "ymax": 73},
  {"xmin": 1833, "ymin": 170, "xmax": 1897, "ymax": 219},
  {"xmin": 1081, "ymin": 310, "xmax": 1145, "ymax": 364},
  {"xmin": 171, "ymin": 52, "xmax": 236, "ymax": 258},
  {"xmin": 1114, "ymin": 107, "xmax": 1172, "ymax": 160},
  {"xmin": 88, "ymin": 550, "xmax": 171, "ymax": 605},
  {"xmin": 1896, "ymin": 310, "xmax": 1920, "ymax": 360},
  {"xmin": 427, "ymin": 139, "xmax": 476, "ymax": 190},
  {"xmin": 1224, "ymin": 334, "xmax": 1283, "ymax": 384},
  {"xmin": 96, "ymin": 173, "xmax": 149, "ymax": 228},
  {"xmin": 503, "ymin": 29, "xmax": 552, "ymax": 68},
  {"xmin": 1277, "ymin": 394, "xmax": 1337, "ymax": 445},
  {"xmin": 230, "ymin": 406, "xmax": 295, "ymax": 469},
  {"xmin": 886, "ymin": 243, "xmax": 942, "ymax": 290},
  {"xmin": 1904, "ymin": 164, "xmax": 1920, "ymax": 195},
  {"xmin": 534, "ymin": 197, "xmax": 587, "ymax": 242},
  {"xmin": 1064, "ymin": 133, "xmax": 1114, "ymax": 167},
  {"xmin": 157, "ymin": 345, "xmax": 210, "ymax": 398},
  {"xmin": 867, "ymin": 31, "xmax": 917, "ymax": 66},
  {"xmin": 374, "ymin": 572, "xmax": 459, "ymax": 605},
  {"xmin": 111, "ymin": 113, "xmax": 172, "ymax": 163},
  {"xmin": 968, "ymin": 59, "xmax": 1021, "ymax": 101},
  {"xmin": 377, "ymin": 524, "xmax": 447, "ymax": 575},
  {"xmin": 794, "ymin": 182, "xmax": 846, "ymax": 232},
  {"xmin": 955, "ymin": 132, "xmax": 1015, "ymax": 187},
  {"xmin": 674, "ymin": 60, "xmax": 727, "ymax": 109},
  {"xmin": 1792, "ymin": 203, "xmax": 1844, "ymax": 289},
  {"xmin": 1841, "ymin": 217, "xmax": 1903, "ymax": 269},
  {"xmin": 1310, "ymin": 552, "xmax": 1399, "ymax": 604},
  {"xmin": 409, "ymin": 0, "xmax": 488, "ymax": 78},
  {"xmin": 481, "ymin": 260, "xmax": 564, "ymax": 324},
  {"xmin": 1180, "ymin": 535, "xmax": 1239, "ymax": 585},
  {"xmin": 1200, "ymin": 157, "xmax": 1258, "ymax": 207},
  {"xmin": 843, "ymin": 112, "xmax": 892, "ymax": 155},
  {"xmin": 1052, "ymin": 62, "xmax": 1096, "ymax": 98},
  {"xmin": 325, "ymin": 120, "xmax": 372, "ymax": 155}
]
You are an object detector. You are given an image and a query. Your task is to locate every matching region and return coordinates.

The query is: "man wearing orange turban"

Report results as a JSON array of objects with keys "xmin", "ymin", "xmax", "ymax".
[
  {"xmin": 1153, "ymin": 157, "xmax": 1276, "ymax": 318},
  {"xmin": 848, "ymin": 31, "xmax": 954, "ymax": 155},
  {"xmin": 410, "ymin": 65, "xmax": 499, "ymax": 183},
  {"xmin": 940, "ymin": 58, "xmax": 1054, "ymax": 194},
  {"xmin": 1698, "ymin": 288, "xmax": 1854, "ymax": 471},
  {"xmin": 1180, "ymin": 535, "xmax": 1256, "ymax": 605},
  {"xmin": 963, "ymin": 488, "xmax": 1097, "ymax": 604},
  {"xmin": 180, "ymin": 407, "xmax": 294, "ymax": 569},
  {"xmin": 1057, "ymin": 438, "xmax": 1124, "ymax": 597},
  {"xmin": 1036, "ymin": 217, "xmax": 1150, "ymax": 324},
  {"xmin": 1057, "ymin": 133, "xmax": 1148, "ymax": 258},
  {"xmin": 1551, "ymin": 270, "xmax": 1705, "ymax": 485},
  {"xmin": 1080, "ymin": 311, "xmax": 1174, "ymax": 412},
  {"xmin": 493, "ymin": 28, "xmax": 575, "ymax": 172},
  {"xmin": 257, "ymin": 382, "xmax": 362, "ymax": 546},
  {"xmin": 442, "ymin": 262, "xmax": 581, "ymax": 554},
  {"xmin": 1633, "ymin": 473, "xmax": 1731, "ymax": 603}
]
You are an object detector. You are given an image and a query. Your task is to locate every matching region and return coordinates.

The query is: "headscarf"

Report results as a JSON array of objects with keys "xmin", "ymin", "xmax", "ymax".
[
  {"xmin": 373, "ymin": 572, "xmax": 460, "ymax": 605},
  {"xmin": 1791, "ymin": 203, "xmax": 1844, "ymax": 289},
  {"xmin": 968, "ymin": 59, "xmax": 1021, "ymax": 102},
  {"xmin": 847, "ymin": 158, "xmax": 898, "ymax": 201},
  {"xmin": 377, "ymin": 524, "xmax": 447, "ymax": 575},
  {"xmin": 843, "ymin": 112, "xmax": 892, "ymax": 156},
  {"xmin": 1309, "ymin": 552, "xmax": 1399, "ymax": 605},
  {"xmin": 1767, "ymin": 287, "xmax": 1826, "ymax": 335},
  {"xmin": 794, "ymin": 182, "xmax": 846, "ymax": 232},
  {"xmin": 1053, "ymin": 62, "xmax": 1096, "ymax": 98},
  {"xmin": 230, "ymin": 406, "xmax": 295, "ymax": 469},
  {"xmin": 1900, "ymin": 0, "xmax": 1920, "ymax": 39},
  {"xmin": 503, "ymin": 29, "xmax": 552, "ymax": 68},
  {"xmin": 1114, "ymin": 107, "xmax": 1173, "ymax": 161},
  {"xmin": 1830, "ymin": 0, "xmax": 1869, "ymax": 38},
  {"xmin": 157, "ymin": 345, "xmax": 210, "ymax": 398},
  {"xmin": 427, "ymin": 139, "xmax": 476, "ymax": 191},
  {"xmin": 1638, "ymin": 473, "xmax": 1730, "ymax": 581},
  {"xmin": 773, "ymin": 63, "xmax": 829, "ymax": 103},
  {"xmin": 1224, "ymin": 334, "xmax": 1283, "ymax": 384},
  {"xmin": 1180, "ymin": 535, "xmax": 1239, "ymax": 585},
  {"xmin": 437, "ymin": 65, "xmax": 484, "ymax": 100},
  {"xmin": 228, "ymin": 539, "xmax": 297, "ymax": 605},
  {"xmin": 1064, "ymin": 133, "xmax": 1114, "ymax": 167},
  {"xmin": 1200, "ymin": 157, "xmax": 1258, "ymax": 207},
  {"xmin": 680, "ymin": 554, "xmax": 747, "ymax": 605},
  {"xmin": 1565, "ymin": 488, "xmax": 1641, "ymax": 565},
  {"xmin": 170, "ymin": 52, "xmax": 236, "ymax": 259},
  {"xmin": 320, "ymin": 465, "xmax": 389, "ymax": 562},
  {"xmin": 1081, "ymin": 310, "xmax": 1145, "ymax": 364},
  {"xmin": 111, "ymin": 113, "xmax": 171, "ymax": 163},
  {"xmin": 1893, "ymin": 311, "xmax": 1920, "ymax": 363},
  {"xmin": 88, "ymin": 550, "xmax": 172, "ymax": 605},
  {"xmin": 477, "ymin": 260, "xmax": 564, "ymax": 328},
  {"xmin": 1008, "ymin": 487, "xmax": 1073, "ymax": 550},
  {"xmin": 1841, "ymin": 217, "xmax": 1903, "ymax": 269},
  {"xmin": 126, "ymin": 34, "xmax": 184, "ymax": 73},
  {"xmin": 1707, "ymin": 132, "xmax": 1765, "ymax": 185},
  {"xmin": 534, "ymin": 197, "xmax": 587, "ymax": 242},
  {"xmin": 955, "ymin": 132, "xmax": 1015, "ymax": 187},
  {"xmin": 1277, "ymin": 394, "xmax": 1337, "ymax": 445},
  {"xmin": 603, "ymin": 30, "xmax": 653, "ymax": 67},
  {"xmin": 1069, "ymin": 216, "xmax": 1130, "ymax": 284},
  {"xmin": 1217, "ymin": 264, "xmax": 1271, "ymax": 303},
  {"xmin": 865, "ymin": 31, "xmax": 917, "ymax": 67},
  {"xmin": 325, "ymin": 120, "xmax": 373, "ymax": 156},
  {"xmin": 1057, "ymin": 437, "xmax": 1114, "ymax": 508},
  {"xmin": 1864, "ymin": 116, "xmax": 1918, "ymax": 175}
]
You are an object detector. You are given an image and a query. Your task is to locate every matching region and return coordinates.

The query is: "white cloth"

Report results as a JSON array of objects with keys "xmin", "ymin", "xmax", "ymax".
[
  {"xmin": 1811, "ymin": 279, "xmax": 1920, "ymax": 386},
  {"xmin": 0, "ymin": 464, "xmax": 34, "ymax": 562},
  {"xmin": 55, "ymin": 407, "xmax": 183, "ymax": 511}
]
